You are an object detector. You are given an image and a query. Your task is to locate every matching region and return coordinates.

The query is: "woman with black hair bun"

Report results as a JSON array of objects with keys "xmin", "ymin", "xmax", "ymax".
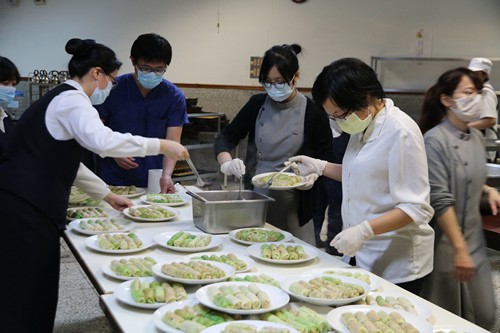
[
  {"xmin": 0, "ymin": 38, "xmax": 189, "ymax": 332},
  {"xmin": 214, "ymin": 44, "xmax": 334, "ymax": 244}
]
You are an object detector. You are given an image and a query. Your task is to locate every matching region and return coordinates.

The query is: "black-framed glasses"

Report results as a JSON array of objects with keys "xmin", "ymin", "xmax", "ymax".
[
  {"xmin": 261, "ymin": 75, "xmax": 295, "ymax": 89},
  {"xmin": 136, "ymin": 64, "xmax": 167, "ymax": 75},
  {"xmin": 326, "ymin": 110, "xmax": 350, "ymax": 120}
]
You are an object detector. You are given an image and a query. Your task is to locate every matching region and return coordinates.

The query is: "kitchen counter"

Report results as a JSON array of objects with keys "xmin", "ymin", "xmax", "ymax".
[{"xmin": 63, "ymin": 186, "xmax": 490, "ymax": 333}]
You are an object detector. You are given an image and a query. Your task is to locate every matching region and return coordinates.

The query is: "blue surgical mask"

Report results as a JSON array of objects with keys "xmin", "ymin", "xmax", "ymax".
[
  {"xmin": 0, "ymin": 86, "xmax": 16, "ymax": 108},
  {"xmin": 89, "ymin": 80, "xmax": 112, "ymax": 105},
  {"xmin": 137, "ymin": 69, "xmax": 163, "ymax": 90},
  {"xmin": 265, "ymin": 83, "xmax": 294, "ymax": 102}
]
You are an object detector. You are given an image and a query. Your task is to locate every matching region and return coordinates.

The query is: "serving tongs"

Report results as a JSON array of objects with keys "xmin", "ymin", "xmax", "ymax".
[
  {"xmin": 262, "ymin": 162, "xmax": 296, "ymax": 188},
  {"xmin": 185, "ymin": 158, "xmax": 222, "ymax": 190}
]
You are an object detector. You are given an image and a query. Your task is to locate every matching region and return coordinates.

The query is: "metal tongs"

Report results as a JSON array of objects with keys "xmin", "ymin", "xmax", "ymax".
[{"xmin": 262, "ymin": 162, "xmax": 296, "ymax": 188}]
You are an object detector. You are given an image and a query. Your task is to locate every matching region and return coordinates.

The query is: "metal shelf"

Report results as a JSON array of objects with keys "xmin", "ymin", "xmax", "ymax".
[{"xmin": 371, "ymin": 56, "xmax": 500, "ymax": 94}]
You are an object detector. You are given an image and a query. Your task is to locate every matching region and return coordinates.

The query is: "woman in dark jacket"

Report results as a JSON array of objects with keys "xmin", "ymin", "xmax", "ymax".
[{"xmin": 214, "ymin": 44, "xmax": 334, "ymax": 244}]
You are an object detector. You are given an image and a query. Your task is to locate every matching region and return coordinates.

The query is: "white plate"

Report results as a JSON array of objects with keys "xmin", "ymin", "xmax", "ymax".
[
  {"xmin": 228, "ymin": 272, "xmax": 285, "ymax": 288},
  {"xmin": 66, "ymin": 206, "xmax": 118, "ymax": 221},
  {"xmin": 152, "ymin": 260, "xmax": 235, "ymax": 285},
  {"xmin": 140, "ymin": 194, "xmax": 187, "ymax": 207},
  {"xmin": 101, "ymin": 255, "xmax": 160, "ymax": 281},
  {"xmin": 109, "ymin": 186, "xmax": 146, "ymax": 198},
  {"xmin": 195, "ymin": 281, "xmax": 290, "ymax": 315},
  {"xmin": 69, "ymin": 218, "xmax": 135, "ymax": 235},
  {"xmin": 327, "ymin": 305, "xmax": 433, "ymax": 333},
  {"xmin": 186, "ymin": 252, "xmax": 256, "ymax": 273},
  {"xmin": 154, "ymin": 299, "xmax": 233, "ymax": 333},
  {"xmin": 201, "ymin": 320, "xmax": 300, "ymax": 333},
  {"xmin": 251, "ymin": 172, "xmax": 306, "ymax": 190},
  {"xmin": 84, "ymin": 233, "xmax": 153, "ymax": 254},
  {"xmin": 247, "ymin": 242, "xmax": 318, "ymax": 264},
  {"xmin": 364, "ymin": 291, "xmax": 432, "ymax": 319},
  {"xmin": 123, "ymin": 205, "xmax": 179, "ymax": 222},
  {"xmin": 228, "ymin": 227, "xmax": 293, "ymax": 245},
  {"xmin": 281, "ymin": 273, "xmax": 370, "ymax": 306},
  {"xmin": 309, "ymin": 267, "xmax": 382, "ymax": 291},
  {"xmin": 114, "ymin": 277, "xmax": 193, "ymax": 309},
  {"xmin": 154, "ymin": 231, "xmax": 222, "ymax": 253}
]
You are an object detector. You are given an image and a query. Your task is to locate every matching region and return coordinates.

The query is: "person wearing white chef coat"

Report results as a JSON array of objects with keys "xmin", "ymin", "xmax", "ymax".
[
  {"xmin": 0, "ymin": 38, "xmax": 189, "ymax": 333},
  {"xmin": 288, "ymin": 58, "xmax": 435, "ymax": 294}
]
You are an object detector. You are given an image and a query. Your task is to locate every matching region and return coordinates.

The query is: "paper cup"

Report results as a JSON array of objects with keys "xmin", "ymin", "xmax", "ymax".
[{"xmin": 147, "ymin": 169, "xmax": 162, "ymax": 193}]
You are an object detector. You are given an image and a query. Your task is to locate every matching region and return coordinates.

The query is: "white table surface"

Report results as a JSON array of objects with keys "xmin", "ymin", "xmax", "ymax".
[{"xmin": 64, "ymin": 186, "xmax": 489, "ymax": 333}]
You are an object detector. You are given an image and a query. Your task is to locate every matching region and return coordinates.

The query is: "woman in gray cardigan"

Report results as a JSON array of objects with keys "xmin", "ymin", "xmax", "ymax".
[{"xmin": 418, "ymin": 67, "xmax": 498, "ymax": 330}]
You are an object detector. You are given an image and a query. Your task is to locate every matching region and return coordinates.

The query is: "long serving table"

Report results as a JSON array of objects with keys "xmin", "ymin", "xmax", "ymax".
[{"xmin": 63, "ymin": 186, "xmax": 489, "ymax": 333}]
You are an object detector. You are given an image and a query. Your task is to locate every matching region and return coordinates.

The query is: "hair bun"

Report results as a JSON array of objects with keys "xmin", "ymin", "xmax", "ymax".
[{"xmin": 65, "ymin": 38, "xmax": 96, "ymax": 56}]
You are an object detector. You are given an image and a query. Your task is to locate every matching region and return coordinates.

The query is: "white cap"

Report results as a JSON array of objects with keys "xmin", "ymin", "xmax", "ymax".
[{"xmin": 468, "ymin": 57, "xmax": 493, "ymax": 74}]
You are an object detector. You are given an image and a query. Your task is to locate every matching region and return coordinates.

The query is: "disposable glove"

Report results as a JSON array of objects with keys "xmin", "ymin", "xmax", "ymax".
[
  {"xmin": 296, "ymin": 174, "xmax": 319, "ymax": 190},
  {"xmin": 220, "ymin": 158, "xmax": 246, "ymax": 178},
  {"xmin": 287, "ymin": 155, "xmax": 327, "ymax": 176},
  {"xmin": 330, "ymin": 220, "xmax": 374, "ymax": 257}
]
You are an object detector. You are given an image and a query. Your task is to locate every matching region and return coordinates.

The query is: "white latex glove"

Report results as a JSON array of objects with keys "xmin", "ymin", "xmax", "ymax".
[
  {"xmin": 330, "ymin": 220, "xmax": 374, "ymax": 257},
  {"xmin": 287, "ymin": 155, "xmax": 327, "ymax": 176},
  {"xmin": 296, "ymin": 174, "xmax": 319, "ymax": 190},
  {"xmin": 220, "ymin": 158, "xmax": 246, "ymax": 178}
]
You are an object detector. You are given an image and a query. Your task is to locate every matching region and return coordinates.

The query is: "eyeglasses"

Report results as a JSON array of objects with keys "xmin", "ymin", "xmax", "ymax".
[
  {"xmin": 326, "ymin": 110, "xmax": 350, "ymax": 120},
  {"xmin": 261, "ymin": 75, "xmax": 295, "ymax": 89},
  {"xmin": 136, "ymin": 64, "xmax": 167, "ymax": 75}
]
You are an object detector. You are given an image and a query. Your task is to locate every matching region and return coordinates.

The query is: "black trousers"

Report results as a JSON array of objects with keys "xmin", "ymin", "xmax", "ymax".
[{"xmin": 0, "ymin": 189, "xmax": 61, "ymax": 333}]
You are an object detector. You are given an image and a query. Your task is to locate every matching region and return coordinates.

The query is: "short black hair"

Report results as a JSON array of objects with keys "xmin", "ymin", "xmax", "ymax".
[
  {"xmin": 0, "ymin": 56, "xmax": 21, "ymax": 84},
  {"xmin": 259, "ymin": 44, "xmax": 302, "ymax": 83},
  {"xmin": 312, "ymin": 58, "xmax": 385, "ymax": 111},
  {"xmin": 65, "ymin": 38, "xmax": 122, "ymax": 78},
  {"xmin": 130, "ymin": 33, "xmax": 172, "ymax": 65}
]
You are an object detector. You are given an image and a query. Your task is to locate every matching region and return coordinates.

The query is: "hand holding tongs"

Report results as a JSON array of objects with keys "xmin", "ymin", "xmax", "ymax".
[{"xmin": 262, "ymin": 162, "xmax": 296, "ymax": 188}]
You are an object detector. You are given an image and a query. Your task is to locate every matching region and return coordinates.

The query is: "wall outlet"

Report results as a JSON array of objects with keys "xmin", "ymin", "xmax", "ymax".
[{"xmin": 33, "ymin": 0, "xmax": 46, "ymax": 5}]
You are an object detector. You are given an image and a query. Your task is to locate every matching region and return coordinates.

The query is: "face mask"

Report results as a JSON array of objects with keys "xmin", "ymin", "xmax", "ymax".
[
  {"xmin": 89, "ymin": 79, "xmax": 112, "ymax": 105},
  {"xmin": 137, "ymin": 70, "xmax": 163, "ymax": 90},
  {"xmin": 0, "ymin": 86, "xmax": 16, "ymax": 108},
  {"xmin": 336, "ymin": 110, "xmax": 373, "ymax": 134},
  {"xmin": 450, "ymin": 94, "xmax": 482, "ymax": 122},
  {"xmin": 265, "ymin": 83, "xmax": 294, "ymax": 102}
]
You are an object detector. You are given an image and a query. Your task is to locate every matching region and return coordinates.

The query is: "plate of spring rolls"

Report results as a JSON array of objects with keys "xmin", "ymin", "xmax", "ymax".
[
  {"xmin": 154, "ymin": 231, "xmax": 222, "ymax": 253},
  {"xmin": 281, "ymin": 274, "xmax": 370, "ymax": 306},
  {"xmin": 358, "ymin": 291, "xmax": 432, "ymax": 319},
  {"xmin": 227, "ymin": 272, "xmax": 285, "ymax": 288},
  {"xmin": 84, "ymin": 232, "xmax": 153, "ymax": 254},
  {"xmin": 153, "ymin": 299, "xmax": 243, "ymax": 333},
  {"xmin": 250, "ymin": 302, "xmax": 332, "ymax": 333},
  {"xmin": 195, "ymin": 281, "xmax": 290, "ymax": 315},
  {"xmin": 123, "ymin": 205, "xmax": 179, "ymax": 222},
  {"xmin": 326, "ymin": 305, "xmax": 433, "ymax": 333},
  {"xmin": 101, "ymin": 256, "xmax": 160, "ymax": 281},
  {"xmin": 186, "ymin": 252, "xmax": 256, "ymax": 273},
  {"xmin": 114, "ymin": 277, "xmax": 193, "ymax": 309},
  {"xmin": 152, "ymin": 260, "xmax": 235, "ymax": 285},
  {"xmin": 140, "ymin": 193, "xmax": 188, "ymax": 206},
  {"xmin": 201, "ymin": 320, "xmax": 300, "ymax": 333},
  {"xmin": 69, "ymin": 218, "xmax": 135, "ymax": 235},
  {"xmin": 247, "ymin": 242, "xmax": 318, "ymax": 264},
  {"xmin": 308, "ymin": 267, "xmax": 382, "ymax": 291},
  {"xmin": 228, "ymin": 227, "xmax": 293, "ymax": 245}
]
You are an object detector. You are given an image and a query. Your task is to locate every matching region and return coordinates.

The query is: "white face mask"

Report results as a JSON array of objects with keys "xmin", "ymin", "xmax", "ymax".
[
  {"xmin": 89, "ymin": 79, "xmax": 112, "ymax": 105},
  {"xmin": 336, "ymin": 110, "xmax": 373, "ymax": 134},
  {"xmin": 450, "ymin": 94, "xmax": 482, "ymax": 122}
]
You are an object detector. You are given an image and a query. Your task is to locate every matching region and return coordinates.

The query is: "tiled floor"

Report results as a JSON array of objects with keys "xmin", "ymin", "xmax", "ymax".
[{"xmin": 55, "ymin": 239, "xmax": 500, "ymax": 333}]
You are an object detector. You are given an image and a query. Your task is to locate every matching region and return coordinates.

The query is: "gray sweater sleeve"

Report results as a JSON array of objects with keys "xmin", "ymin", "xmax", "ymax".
[{"xmin": 424, "ymin": 130, "xmax": 456, "ymax": 218}]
